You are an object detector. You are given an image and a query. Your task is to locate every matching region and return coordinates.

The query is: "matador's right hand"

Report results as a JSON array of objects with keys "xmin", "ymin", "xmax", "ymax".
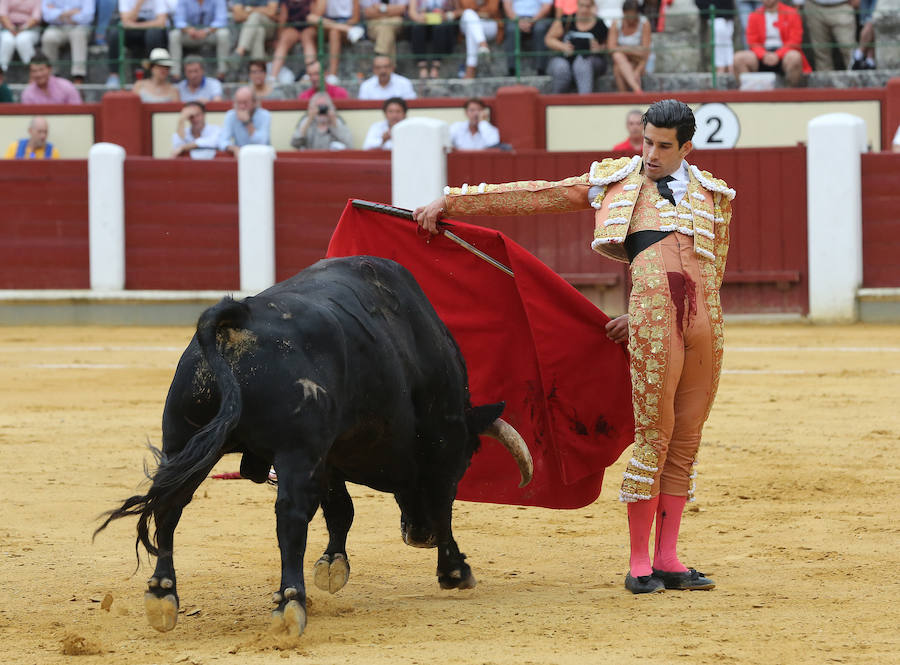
[
  {"xmin": 605, "ymin": 314, "xmax": 629, "ymax": 344},
  {"xmin": 412, "ymin": 197, "xmax": 446, "ymax": 235}
]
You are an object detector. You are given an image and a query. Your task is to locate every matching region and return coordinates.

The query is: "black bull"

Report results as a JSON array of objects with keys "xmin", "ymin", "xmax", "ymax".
[{"xmin": 96, "ymin": 256, "xmax": 533, "ymax": 637}]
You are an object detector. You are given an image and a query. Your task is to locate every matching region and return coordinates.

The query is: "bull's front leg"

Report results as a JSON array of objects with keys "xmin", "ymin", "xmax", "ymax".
[
  {"xmin": 270, "ymin": 452, "xmax": 321, "ymax": 637},
  {"xmin": 431, "ymin": 489, "xmax": 476, "ymax": 591}
]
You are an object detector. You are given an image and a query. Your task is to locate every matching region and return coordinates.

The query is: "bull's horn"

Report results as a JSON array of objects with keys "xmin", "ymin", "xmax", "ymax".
[{"xmin": 483, "ymin": 418, "xmax": 533, "ymax": 488}]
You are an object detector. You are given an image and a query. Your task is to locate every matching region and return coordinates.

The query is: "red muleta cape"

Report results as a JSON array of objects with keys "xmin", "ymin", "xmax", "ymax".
[{"xmin": 326, "ymin": 201, "xmax": 633, "ymax": 509}]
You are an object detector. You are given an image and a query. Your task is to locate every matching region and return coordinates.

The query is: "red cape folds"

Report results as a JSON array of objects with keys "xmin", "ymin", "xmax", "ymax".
[{"xmin": 326, "ymin": 201, "xmax": 633, "ymax": 509}]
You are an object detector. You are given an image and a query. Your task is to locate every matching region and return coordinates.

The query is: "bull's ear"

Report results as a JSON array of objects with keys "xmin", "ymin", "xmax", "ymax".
[{"xmin": 466, "ymin": 402, "xmax": 505, "ymax": 435}]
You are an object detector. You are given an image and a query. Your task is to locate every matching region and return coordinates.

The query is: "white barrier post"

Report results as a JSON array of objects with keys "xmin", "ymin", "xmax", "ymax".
[
  {"xmin": 238, "ymin": 145, "xmax": 277, "ymax": 292},
  {"xmin": 392, "ymin": 117, "xmax": 449, "ymax": 210},
  {"xmin": 807, "ymin": 113, "xmax": 867, "ymax": 322},
  {"xmin": 88, "ymin": 142, "xmax": 126, "ymax": 290}
]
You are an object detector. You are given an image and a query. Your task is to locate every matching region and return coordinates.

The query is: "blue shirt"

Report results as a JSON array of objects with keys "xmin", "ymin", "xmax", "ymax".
[
  {"xmin": 510, "ymin": 0, "xmax": 550, "ymax": 17},
  {"xmin": 42, "ymin": 0, "xmax": 94, "ymax": 25},
  {"xmin": 177, "ymin": 76, "xmax": 224, "ymax": 102},
  {"xmin": 174, "ymin": 0, "xmax": 228, "ymax": 29},
  {"xmin": 219, "ymin": 107, "xmax": 271, "ymax": 149}
]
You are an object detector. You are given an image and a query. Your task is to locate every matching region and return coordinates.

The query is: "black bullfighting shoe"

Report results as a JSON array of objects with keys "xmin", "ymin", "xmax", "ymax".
[
  {"xmin": 651, "ymin": 568, "xmax": 715, "ymax": 590},
  {"xmin": 625, "ymin": 573, "xmax": 665, "ymax": 594}
]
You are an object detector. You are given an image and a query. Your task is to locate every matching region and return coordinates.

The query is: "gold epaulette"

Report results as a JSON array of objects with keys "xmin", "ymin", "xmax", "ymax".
[
  {"xmin": 588, "ymin": 155, "xmax": 642, "ymax": 187},
  {"xmin": 689, "ymin": 165, "xmax": 736, "ymax": 201}
]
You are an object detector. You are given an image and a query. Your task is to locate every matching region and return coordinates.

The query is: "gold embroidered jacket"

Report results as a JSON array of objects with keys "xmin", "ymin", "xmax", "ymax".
[{"xmin": 443, "ymin": 156, "xmax": 736, "ymax": 288}]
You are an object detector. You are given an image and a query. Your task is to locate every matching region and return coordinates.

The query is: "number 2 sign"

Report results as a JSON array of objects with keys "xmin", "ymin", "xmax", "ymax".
[{"xmin": 692, "ymin": 103, "xmax": 740, "ymax": 149}]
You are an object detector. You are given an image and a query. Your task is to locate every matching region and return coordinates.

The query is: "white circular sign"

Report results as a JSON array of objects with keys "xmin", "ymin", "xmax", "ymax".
[{"xmin": 692, "ymin": 103, "xmax": 740, "ymax": 149}]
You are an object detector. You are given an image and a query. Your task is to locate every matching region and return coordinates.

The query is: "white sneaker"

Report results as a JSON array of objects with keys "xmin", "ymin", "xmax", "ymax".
[
  {"xmin": 347, "ymin": 25, "xmax": 365, "ymax": 43},
  {"xmin": 325, "ymin": 74, "xmax": 340, "ymax": 85}
]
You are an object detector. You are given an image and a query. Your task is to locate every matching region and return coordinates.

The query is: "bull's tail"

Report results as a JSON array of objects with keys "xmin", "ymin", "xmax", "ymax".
[{"xmin": 94, "ymin": 297, "xmax": 250, "ymax": 560}]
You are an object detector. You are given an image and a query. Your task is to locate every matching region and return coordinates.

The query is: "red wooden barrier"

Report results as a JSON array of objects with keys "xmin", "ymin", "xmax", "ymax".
[
  {"xmin": 861, "ymin": 152, "xmax": 900, "ymax": 288},
  {"xmin": 123, "ymin": 157, "xmax": 239, "ymax": 289},
  {"xmin": 0, "ymin": 160, "xmax": 89, "ymax": 289},
  {"xmin": 274, "ymin": 151, "xmax": 391, "ymax": 280}
]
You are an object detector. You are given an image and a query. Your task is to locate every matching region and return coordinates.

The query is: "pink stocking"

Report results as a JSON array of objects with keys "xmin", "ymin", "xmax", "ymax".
[
  {"xmin": 653, "ymin": 493, "xmax": 688, "ymax": 573},
  {"xmin": 627, "ymin": 495, "xmax": 659, "ymax": 577}
]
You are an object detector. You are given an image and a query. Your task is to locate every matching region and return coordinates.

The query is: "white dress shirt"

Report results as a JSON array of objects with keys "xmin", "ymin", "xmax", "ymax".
[
  {"xmin": 172, "ymin": 123, "xmax": 222, "ymax": 159},
  {"xmin": 362, "ymin": 119, "xmax": 392, "ymax": 150},
  {"xmin": 358, "ymin": 73, "xmax": 416, "ymax": 101},
  {"xmin": 449, "ymin": 120, "xmax": 500, "ymax": 150}
]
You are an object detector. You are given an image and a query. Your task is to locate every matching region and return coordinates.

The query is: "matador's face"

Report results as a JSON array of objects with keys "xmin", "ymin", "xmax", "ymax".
[{"xmin": 642, "ymin": 123, "xmax": 693, "ymax": 181}]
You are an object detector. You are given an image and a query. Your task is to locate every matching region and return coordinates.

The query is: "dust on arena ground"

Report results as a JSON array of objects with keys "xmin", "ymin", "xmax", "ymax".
[{"xmin": 0, "ymin": 324, "xmax": 897, "ymax": 665}]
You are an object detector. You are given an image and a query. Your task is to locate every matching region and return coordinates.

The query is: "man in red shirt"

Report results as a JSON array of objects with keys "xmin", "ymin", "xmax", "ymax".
[
  {"xmin": 298, "ymin": 59, "xmax": 349, "ymax": 101},
  {"xmin": 612, "ymin": 109, "xmax": 643, "ymax": 154},
  {"xmin": 732, "ymin": 0, "xmax": 811, "ymax": 88}
]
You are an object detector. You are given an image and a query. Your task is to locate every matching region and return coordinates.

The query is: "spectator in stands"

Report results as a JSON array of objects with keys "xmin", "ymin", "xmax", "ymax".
[
  {"xmin": 40, "ymin": 0, "xmax": 94, "ymax": 83},
  {"xmin": 3, "ymin": 115, "xmax": 59, "ymax": 158},
  {"xmin": 172, "ymin": 100, "xmax": 222, "ymax": 157},
  {"xmin": 21, "ymin": 52, "xmax": 83, "ymax": 102},
  {"xmin": 93, "ymin": 0, "xmax": 114, "ymax": 47},
  {"xmin": 449, "ymin": 97, "xmax": 500, "ymax": 149},
  {"xmin": 612, "ymin": 108, "xmax": 642, "ymax": 153},
  {"xmin": 248, "ymin": 58, "xmax": 286, "ymax": 98},
  {"xmin": 291, "ymin": 90, "xmax": 353, "ymax": 148},
  {"xmin": 269, "ymin": 0, "xmax": 319, "ymax": 84},
  {"xmin": 804, "ymin": 0, "xmax": 855, "ymax": 71},
  {"xmin": 0, "ymin": 68, "xmax": 12, "ymax": 100},
  {"xmin": 608, "ymin": 0, "xmax": 650, "ymax": 92},
  {"xmin": 219, "ymin": 85, "xmax": 271, "ymax": 153},
  {"xmin": 169, "ymin": 0, "xmax": 230, "ymax": 80},
  {"xmin": 408, "ymin": 0, "xmax": 457, "ymax": 79},
  {"xmin": 458, "ymin": 0, "xmax": 499, "ymax": 79},
  {"xmin": 545, "ymin": 0, "xmax": 608, "ymax": 94},
  {"xmin": 104, "ymin": 0, "xmax": 168, "ymax": 89},
  {"xmin": 359, "ymin": 0, "xmax": 408, "ymax": 59},
  {"xmin": 696, "ymin": 0, "xmax": 735, "ymax": 74},
  {"xmin": 502, "ymin": 0, "xmax": 552, "ymax": 76},
  {"xmin": 552, "ymin": 0, "xmax": 573, "ymax": 16},
  {"xmin": 322, "ymin": 0, "xmax": 364, "ymax": 83},
  {"xmin": 232, "ymin": 0, "xmax": 278, "ymax": 62},
  {"xmin": 177, "ymin": 54, "xmax": 224, "ymax": 101},
  {"xmin": 849, "ymin": 0, "xmax": 876, "ymax": 70},
  {"xmin": 298, "ymin": 57, "xmax": 348, "ymax": 99},
  {"xmin": 362, "ymin": 95, "xmax": 405, "ymax": 149},
  {"xmin": 358, "ymin": 53, "xmax": 416, "ymax": 99},
  {"xmin": 133, "ymin": 47, "xmax": 180, "ymax": 101},
  {"xmin": 733, "ymin": 0, "xmax": 809, "ymax": 88},
  {"xmin": 736, "ymin": 0, "xmax": 761, "ymax": 48},
  {"xmin": 0, "ymin": 0, "xmax": 41, "ymax": 73}
]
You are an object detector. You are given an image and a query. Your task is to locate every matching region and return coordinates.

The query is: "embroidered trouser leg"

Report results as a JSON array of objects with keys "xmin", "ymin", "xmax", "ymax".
[{"xmin": 620, "ymin": 233, "xmax": 723, "ymax": 502}]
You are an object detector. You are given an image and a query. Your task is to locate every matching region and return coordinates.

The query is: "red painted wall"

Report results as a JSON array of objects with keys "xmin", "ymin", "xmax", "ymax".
[
  {"xmin": 0, "ymin": 160, "xmax": 89, "ymax": 289},
  {"xmin": 123, "ymin": 157, "xmax": 239, "ymax": 289},
  {"xmin": 861, "ymin": 152, "xmax": 900, "ymax": 288}
]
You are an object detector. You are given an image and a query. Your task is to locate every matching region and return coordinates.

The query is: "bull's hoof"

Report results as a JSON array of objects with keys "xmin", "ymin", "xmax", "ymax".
[
  {"xmin": 438, "ymin": 568, "xmax": 477, "ymax": 591},
  {"xmin": 144, "ymin": 591, "xmax": 179, "ymax": 632},
  {"xmin": 314, "ymin": 553, "xmax": 350, "ymax": 594},
  {"xmin": 271, "ymin": 599, "xmax": 307, "ymax": 637}
]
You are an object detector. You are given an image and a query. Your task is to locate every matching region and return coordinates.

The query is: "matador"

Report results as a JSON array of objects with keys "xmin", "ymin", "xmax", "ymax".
[{"xmin": 414, "ymin": 99, "xmax": 735, "ymax": 594}]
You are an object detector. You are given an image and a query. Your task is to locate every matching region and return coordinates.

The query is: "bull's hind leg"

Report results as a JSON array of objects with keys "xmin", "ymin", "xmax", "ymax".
[
  {"xmin": 270, "ymin": 450, "xmax": 321, "ymax": 637},
  {"xmin": 145, "ymin": 498, "xmax": 189, "ymax": 632},
  {"xmin": 314, "ymin": 471, "xmax": 353, "ymax": 594}
]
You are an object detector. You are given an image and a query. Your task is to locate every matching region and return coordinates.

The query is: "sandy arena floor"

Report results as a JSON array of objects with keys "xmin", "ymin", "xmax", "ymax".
[{"xmin": 0, "ymin": 324, "xmax": 898, "ymax": 664}]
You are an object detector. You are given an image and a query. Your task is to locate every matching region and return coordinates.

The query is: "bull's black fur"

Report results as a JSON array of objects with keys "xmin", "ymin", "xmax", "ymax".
[{"xmin": 96, "ymin": 256, "xmax": 505, "ymax": 633}]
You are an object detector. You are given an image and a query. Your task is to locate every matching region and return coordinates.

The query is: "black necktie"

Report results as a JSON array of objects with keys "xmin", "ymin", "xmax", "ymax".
[{"xmin": 656, "ymin": 175, "xmax": 676, "ymax": 206}]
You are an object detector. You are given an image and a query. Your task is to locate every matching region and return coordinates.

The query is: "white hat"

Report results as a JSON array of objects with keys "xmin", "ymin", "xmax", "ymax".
[{"xmin": 148, "ymin": 48, "xmax": 174, "ymax": 67}]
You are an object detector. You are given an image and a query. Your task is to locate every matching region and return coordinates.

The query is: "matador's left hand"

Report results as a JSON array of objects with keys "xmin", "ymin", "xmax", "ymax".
[{"xmin": 605, "ymin": 314, "xmax": 628, "ymax": 344}]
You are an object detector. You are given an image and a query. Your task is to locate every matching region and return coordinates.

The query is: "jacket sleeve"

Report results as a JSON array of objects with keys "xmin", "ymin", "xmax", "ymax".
[
  {"xmin": 746, "ymin": 11, "xmax": 766, "ymax": 60},
  {"xmin": 443, "ymin": 174, "xmax": 593, "ymax": 217},
  {"xmin": 775, "ymin": 9, "xmax": 803, "ymax": 59},
  {"xmin": 713, "ymin": 192, "xmax": 732, "ymax": 289}
]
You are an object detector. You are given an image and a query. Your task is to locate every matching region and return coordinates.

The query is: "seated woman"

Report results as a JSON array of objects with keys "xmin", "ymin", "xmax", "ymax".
[
  {"xmin": 545, "ymin": 0, "xmax": 608, "ymax": 94},
  {"xmin": 322, "ymin": 0, "xmax": 365, "ymax": 83},
  {"xmin": 608, "ymin": 0, "xmax": 650, "ymax": 93},
  {"xmin": 458, "ymin": 0, "xmax": 500, "ymax": 79},
  {"xmin": 133, "ymin": 48, "xmax": 180, "ymax": 102},
  {"xmin": 408, "ymin": 0, "xmax": 458, "ymax": 79}
]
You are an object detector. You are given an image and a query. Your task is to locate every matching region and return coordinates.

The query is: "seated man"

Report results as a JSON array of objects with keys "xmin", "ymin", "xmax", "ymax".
[
  {"xmin": 362, "ymin": 95, "xmax": 406, "ymax": 149},
  {"xmin": 612, "ymin": 108, "xmax": 642, "ymax": 154},
  {"xmin": 177, "ymin": 54, "xmax": 224, "ymax": 102},
  {"xmin": 40, "ymin": 0, "xmax": 94, "ymax": 82},
  {"xmin": 21, "ymin": 52, "xmax": 82, "ymax": 103},
  {"xmin": 449, "ymin": 97, "xmax": 500, "ymax": 150},
  {"xmin": 359, "ymin": 0, "xmax": 408, "ymax": 58},
  {"xmin": 358, "ymin": 53, "xmax": 416, "ymax": 100},
  {"xmin": 733, "ymin": 0, "xmax": 810, "ymax": 88},
  {"xmin": 168, "ymin": 0, "xmax": 230, "ymax": 80},
  {"xmin": 290, "ymin": 91, "xmax": 353, "ymax": 149},
  {"xmin": 298, "ymin": 58, "xmax": 349, "ymax": 100},
  {"xmin": 219, "ymin": 85, "xmax": 271, "ymax": 154},
  {"xmin": 3, "ymin": 116, "xmax": 59, "ymax": 158},
  {"xmin": 104, "ymin": 0, "xmax": 169, "ymax": 88},
  {"xmin": 502, "ymin": 0, "xmax": 553, "ymax": 76},
  {"xmin": 232, "ymin": 0, "xmax": 278, "ymax": 61},
  {"xmin": 172, "ymin": 100, "xmax": 222, "ymax": 158}
]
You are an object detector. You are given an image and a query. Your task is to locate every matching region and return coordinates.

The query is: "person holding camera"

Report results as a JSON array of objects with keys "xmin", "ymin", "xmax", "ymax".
[
  {"xmin": 290, "ymin": 91, "xmax": 353, "ymax": 149},
  {"xmin": 172, "ymin": 101, "xmax": 222, "ymax": 158}
]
